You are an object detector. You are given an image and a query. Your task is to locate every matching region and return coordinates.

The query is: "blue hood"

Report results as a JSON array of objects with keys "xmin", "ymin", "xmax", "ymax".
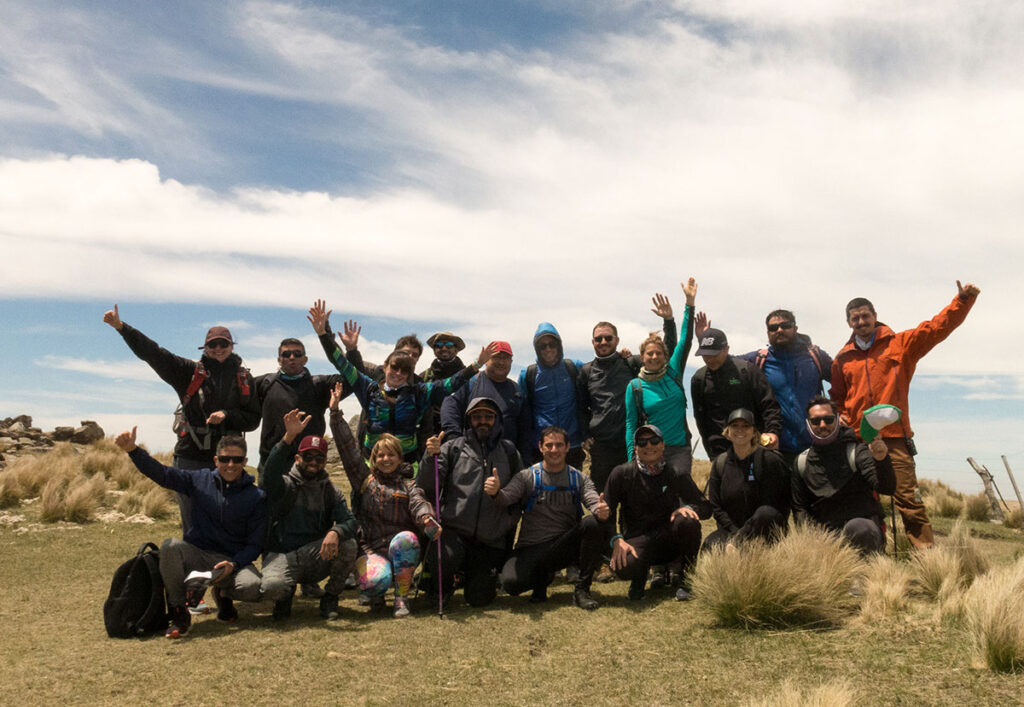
[{"xmin": 532, "ymin": 322, "xmax": 564, "ymax": 365}]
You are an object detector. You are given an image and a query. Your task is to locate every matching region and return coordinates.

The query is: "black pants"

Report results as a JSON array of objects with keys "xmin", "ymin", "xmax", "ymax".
[
  {"xmin": 588, "ymin": 437, "xmax": 627, "ymax": 494},
  {"xmin": 613, "ymin": 515, "xmax": 703, "ymax": 585},
  {"xmin": 702, "ymin": 505, "xmax": 787, "ymax": 551},
  {"xmin": 424, "ymin": 532, "xmax": 509, "ymax": 607},
  {"xmin": 500, "ymin": 515, "xmax": 604, "ymax": 595}
]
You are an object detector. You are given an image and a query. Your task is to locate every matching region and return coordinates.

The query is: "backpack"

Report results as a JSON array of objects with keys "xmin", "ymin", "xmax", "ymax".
[
  {"xmin": 173, "ymin": 362, "xmax": 253, "ymax": 451},
  {"xmin": 524, "ymin": 360, "xmax": 579, "ymax": 399},
  {"xmin": 524, "ymin": 464, "xmax": 583, "ymax": 517},
  {"xmin": 103, "ymin": 542, "xmax": 168, "ymax": 639},
  {"xmin": 754, "ymin": 345, "xmax": 827, "ymax": 394}
]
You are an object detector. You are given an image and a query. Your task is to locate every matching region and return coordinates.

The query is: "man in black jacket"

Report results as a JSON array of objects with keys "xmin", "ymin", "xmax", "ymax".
[{"xmin": 691, "ymin": 327, "xmax": 782, "ymax": 459}]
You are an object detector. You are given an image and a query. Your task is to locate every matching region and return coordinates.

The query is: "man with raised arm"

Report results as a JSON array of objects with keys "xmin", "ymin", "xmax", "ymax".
[
  {"xmin": 830, "ymin": 280, "xmax": 980, "ymax": 549},
  {"xmin": 114, "ymin": 427, "xmax": 265, "ymax": 639}
]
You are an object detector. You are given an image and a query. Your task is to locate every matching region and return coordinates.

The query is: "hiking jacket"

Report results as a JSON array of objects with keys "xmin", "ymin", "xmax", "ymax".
[
  {"xmin": 318, "ymin": 332, "xmax": 477, "ymax": 460},
  {"xmin": 691, "ymin": 356, "xmax": 782, "ymax": 458},
  {"xmin": 739, "ymin": 335, "xmax": 832, "ymax": 454},
  {"xmin": 440, "ymin": 373, "xmax": 531, "ymax": 451},
  {"xmin": 517, "ymin": 323, "xmax": 585, "ymax": 450},
  {"xmin": 416, "ymin": 396, "xmax": 524, "ymax": 549},
  {"xmin": 492, "ymin": 463, "xmax": 601, "ymax": 547},
  {"xmin": 422, "ymin": 356, "xmax": 467, "ymax": 433},
  {"xmin": 254, "ymin": 369, "xmax": 351, "ymax": 465},
  {"xmin": 707, "ymin": 446, "xmax": 791, "ymax": 534},
  {"xmin": 118, "ymin": 323, "xmax": 260, "ymax": 464},
  {"xmin": 259, "ymin": 438, "xmax": 357, "ymax": 554},
  {"xmin": 624, "ymin": 305, "xmax": 695, "ymax": 459},
  {"xmin": 603, "ymin": 458, "xmax": 712, "ymax": 541},
  {"xmin": 830, "ymin": 291, "xmax": 977, "ymax": 439},
  {"xmin": 578, "ymin": 316, "xmax": 678, "ymax": 444},
  {"xmin": 330, "ymin": 409, "xmax": 433, "ymax": 555},
  {"xmin": 791, "ymin": 427, "xmax": 893, "ymax": 530},
  {"xmin": 128, "ymin": 447, "xmax": 266, "ymax": 567}
]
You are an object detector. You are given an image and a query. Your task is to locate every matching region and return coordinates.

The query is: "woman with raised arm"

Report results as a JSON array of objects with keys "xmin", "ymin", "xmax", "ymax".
[
  {"xmin": 308, "ymin": 299, "xmax": 494, "ymax": 464},
  {"xmin": 328, "ymin": 383, "xmax": 440, "ymax": 617},
  {"xmin": 623, "ymin": 278, "xmax": 698, "ymax": 473}
]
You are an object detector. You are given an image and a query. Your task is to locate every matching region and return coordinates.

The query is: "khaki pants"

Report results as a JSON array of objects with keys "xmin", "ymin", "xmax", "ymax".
[{"xmin": 884, "ymin": 438, "xmax": 934, "ymax": 549}]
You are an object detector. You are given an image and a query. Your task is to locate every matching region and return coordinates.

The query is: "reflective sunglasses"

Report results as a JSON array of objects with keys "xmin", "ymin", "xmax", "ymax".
[
  {"xmin": 206, "ymin": 339, "xmax": 232, "ymax": 349},
  {"xmin": 635, "ymin": 436, "xmax": 663, "ymax": 448},
  {"xmin": 808, "ymin": 415, "xmax": 836, "ymax": 425},
  {"xmin": 279, "ymin": 349, "xmax": 305, "ymax": 359},
  {"xmin": 538, "ymin": 341, "xmax": 559, "ymax": 350},
  {"xmin": 767, "ymin": 322, "xmax": 795, "ymax": 333},
  {"xmin": 434, "ymin": 341, "xmax": 456, "ymax": 349},
  {"xmin": 217, "ymin": 455, "xmax": 245, "ymax": 464},
  {"xmin": 593, "ymin": 335, "xmax": 615, "ymax": 343}
]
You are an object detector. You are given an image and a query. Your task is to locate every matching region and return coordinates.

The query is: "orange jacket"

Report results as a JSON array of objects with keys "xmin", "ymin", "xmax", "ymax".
[{"xmin": 830, "ymin": 292, "xmax": 977, "ymax": 439}]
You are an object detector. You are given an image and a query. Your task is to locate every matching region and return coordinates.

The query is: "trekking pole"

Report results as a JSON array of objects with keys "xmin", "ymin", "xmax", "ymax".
[
  {"xmin": 434, "ymin": 453, "xmax": 444, "ymax": 618},
  {"xmin": 890, "ymin": 497, "xmax": 898, "ymax": 559}
]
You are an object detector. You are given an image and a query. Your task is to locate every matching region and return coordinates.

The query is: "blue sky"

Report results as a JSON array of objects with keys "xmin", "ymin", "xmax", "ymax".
[{"xmin": 2, "ymin": 1, "xmax": 1021, "ymax": 492}]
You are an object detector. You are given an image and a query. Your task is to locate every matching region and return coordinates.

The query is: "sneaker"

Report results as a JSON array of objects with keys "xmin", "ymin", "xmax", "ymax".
[
  {"xmin": 393, "ymin": 595, "xmax": 411, "ymax": 618},
  {"xmin": 187, "ymin": 600, "xmax": 210, "ymax": 616},
  {"xmin": 319, "ymin": 592, "xmax": 340, "ymax": 620},
  {"xmin": 595, "ymin": 563, "xmax": 615, "ymax": 584},
  {"xmin": 300, "ymin": 582, "xmax": 325, "ymax": 599},
  {"xmin": 165, "ymin": 606, "xmax": 191, "ymax": 638},
  {"xmin": 674, "ymin": 586, "xmax": 692, "ymax": 602},
  {"xmin": 649, "ymin": 567, "xmax": 667, "ymax": 589},
  {"xmin": 357, "ymin": 592, "xmax": 371, "ymax": 606},
  {"xmin": 212, "ymin": 586, "xmax": 238, "ymax": 623},
  {"xmin": 573, "ymin": 587, "xmax": 599, "ymax": 611},
  {"xmin": 529, "ymin": 587, "xmax": 548, "ymax": 604},
  {"xmin": 344, "ymin": 573, "xmax": 358, "ymax": 590},
  {"xmin": 628, "ymin": 578, "xmax": 646, "ymax": 601}
]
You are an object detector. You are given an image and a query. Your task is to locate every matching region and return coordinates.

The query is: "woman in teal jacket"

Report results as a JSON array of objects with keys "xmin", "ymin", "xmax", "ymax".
[{"xmin": 624, "ymin": 278, "xmax": 697, "ymax": 473}]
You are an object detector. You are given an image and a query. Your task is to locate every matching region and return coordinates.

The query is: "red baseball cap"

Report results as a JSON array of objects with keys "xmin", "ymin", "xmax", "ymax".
[
  {"xmin": 489, "ymin": 341, "xmax": 513, "ymax": 356},
  {"xmin": 297, "ymin": 435, "xmax": 327, "ymax": 455}
]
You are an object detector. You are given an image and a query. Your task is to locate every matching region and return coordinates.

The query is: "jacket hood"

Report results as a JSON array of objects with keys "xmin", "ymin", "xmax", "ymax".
[
  {"xmin": 462, "ymin": 395, "xmax": 505, "ymax": 443},
  {"xmin": 532, "ymin": 322, "xmax": 564, "ymax": 364},
  {"xmin": 839, "ymin": 323, "xmax": 894, "ymax": 354}
]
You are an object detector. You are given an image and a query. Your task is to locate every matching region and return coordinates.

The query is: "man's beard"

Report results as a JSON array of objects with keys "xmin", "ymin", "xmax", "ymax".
[{"xmin": 473, "ymin": 425, "xmax": 492, "ymax": 442}]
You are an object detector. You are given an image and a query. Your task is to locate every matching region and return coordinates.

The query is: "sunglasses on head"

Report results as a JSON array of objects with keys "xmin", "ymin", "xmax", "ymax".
[
  {"xmin": 301, "ymin": 453, "xmax": 326, "ymax": 464},
  {"xmin": 808, "ymin": 415, "xmax": 836, "ymax": 425},
  {"xmin": 767, "ymin": 322, "xmax": 795, "ymax": 333},
  {"xmin": 593, "ymin": 335, "xmax": 615, "ymax": 343},
  {"xmin": 434, "ymin": 341, "xmax": 456, "ymax": 349},
  {"xmin": 206, "ymin": 339, "xmax": 232, "ymax": 349},
  {"xmin": 217, "ymin": 455, "xmax": 245, "ymax": 464},
  {"xmin": 635, "ymin": 436, "xmax": 663, "ymax": 448},
  {"xmin": 279, "ymin": 349, "xmax": 305, "ymax": 359}
]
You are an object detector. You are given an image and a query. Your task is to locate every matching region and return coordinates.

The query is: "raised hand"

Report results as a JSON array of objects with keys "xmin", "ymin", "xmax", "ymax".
[
  {"xmin": 425, "ymin": 431, "xmax": 445, "ymax": 457},
  {"xmin": 307, "ymin": 299, "xmax": 332, "ymax": 335},
  {"xmin": 681, "ymin": 277, "xmax": 697, "ymax": 306},
  {"xmin": 595, "ymin": 492, "xmax": 610, "ymax": 521},
  {"xmin": 956, "ymin": 280, "xmax": 981, "ymax": 298},
  {"xmin": 103, "ymin": 304, "xmax": 123, "ymax": 331},
  {"xmin": 341, "ymin": 319, "xmax": 361, "ymax": 351},
  {"xmin": 483, "ymin": 466, "xmax": 501, "ymax": 496},
  {"xmin": 329, "ymin": 382, "xmax": 345, "ymax": 411},
  {"xmin": 476, "ymin": 342, "xmax": 498, "ymax": 368},
  {"xmin": 650, "ymin": 293, "xmax": 673, "ymax": 320},
  {"xmin": 282, "ymin": 408, "xmax": 312, "ymax": 444},
  {"xmin": 694, "ymin": 311, "xmax": 711, "ymax": 339},
  {"xmin": 114, "ymin": 426, "xmax": 138, "ymax": 452},
  {"xmin": 610, "ymin": 537, "xmax": 638, "ymax": 572}
]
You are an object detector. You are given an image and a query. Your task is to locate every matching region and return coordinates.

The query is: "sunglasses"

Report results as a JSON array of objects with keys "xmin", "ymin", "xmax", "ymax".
[
  {"xmin": 217, "ymin": 455, "xmax": 245, "ymax": 465},
  {"xmin": 279, "ymin": 349, "xmax": 305, "ymax": 359},
  {"xmin": 767, "ymin": 322, "xmax": 795, "ymax": 333},
  {"xmin": 808, "ymin": 415, "xmax": 836, "ymax": 425},
  {"xmin": 434, "ymin": 341, "xmax": 456, "ymax": 349},
  {"xmin": 635, "ymin": 436, "xmax": 663, "ymax": 448},
  {"xmin": 301, "ymin": 453, "xmax": 326, "ymax": 464},
  {"xmin": 538, "ymin": 341, "xmax": 558, "ymax": 350},
  {"xmin": 593, "ymin": 335, "xmax": 615, "ymax": 343},
  {"xmin": 206, "ymin": 339, "xmax": 232, "ymax": 349}
]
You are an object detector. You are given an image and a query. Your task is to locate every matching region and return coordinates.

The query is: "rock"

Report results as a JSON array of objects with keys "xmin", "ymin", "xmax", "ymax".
[
  {"xmin": 71, "ymin": 421, "xmax": 105, "ymax": 445},
  {"xmin": 1, "ymin": 415, "xmax": 32, "ymax": 429},
  {"xmin": 52, "ymin": 427, "xmax": 75, "ymax": 441},
  {"xmin": 18, "ymin": 437, "xmax": 34, "ymax": 446},
  {"xmin": 7, "ymin": 421, "xmax": 26, "ymax": 435}
]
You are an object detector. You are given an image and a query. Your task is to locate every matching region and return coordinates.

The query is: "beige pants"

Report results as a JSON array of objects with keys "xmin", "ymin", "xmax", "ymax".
[{"xmin": 884, "ymin": 438, "xmax": 934, "ymax": 549}]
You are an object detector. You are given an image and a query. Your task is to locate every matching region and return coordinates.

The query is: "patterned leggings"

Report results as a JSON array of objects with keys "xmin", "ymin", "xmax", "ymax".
[{"xmin": 356, "ymin": 531, "xmax": 421, "ymax": 597}]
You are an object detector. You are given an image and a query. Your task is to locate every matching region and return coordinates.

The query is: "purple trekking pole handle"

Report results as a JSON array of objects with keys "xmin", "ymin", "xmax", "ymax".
[{"xmin": 434, "ymin": 453, "xmax": 443, "ymax": 617}]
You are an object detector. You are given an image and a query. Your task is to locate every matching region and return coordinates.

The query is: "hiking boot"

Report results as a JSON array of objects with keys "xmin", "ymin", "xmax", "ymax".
[
  {"xmin": 628, "ymin": 578, "xmax": 646, "ymax": 601},
  {"xmin": 529, "ymin": 586, "xmax": 548, "ymax": 603},
  {"xmin": 272, "ymin": 596, "xmax": 293, "ymax": 621},
  {"xmin": 166, "ymin": 606, "xmax": 191, "ymax": 638},
  {"xmin": 649, "ymin": 566, "xmax": 667, "ymax": 589},
  {"xmin": 369, "ymin": 594, "xmax": 387, "ymax": 611},
  {"xmin": 300, "ymin": 582, "xmax": 325, "ymax": 599},
  {"xmin": 565, "ymin": 565, "xmax": 581, "ymax": 584},
  {"xmin": 212, "ymin": 586, "xmax": 238, "ymax": 623},
  {"xmin": 595, "ymin": 563, "xmax": 615, "ymax": 584},
  {"xmin": 674, "ymin": 586, "xmax": 692, "ymax": 602},
  {"xmin": 344, "ymin": 572, "xmax": 358, "ymax": 590},
  {"xmin": 573, "ymin": 586, "xmax": 599, "ymax": 611},
  {"xmin": 393, "ymin": 595, "xmax": 411, "ymax": 618},
  {"xmin": 319, "ymin": 592, "xmax": 340, "ymax": 620}
]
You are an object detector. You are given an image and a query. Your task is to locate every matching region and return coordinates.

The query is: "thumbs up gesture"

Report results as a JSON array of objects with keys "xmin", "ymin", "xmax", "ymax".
[
  {"xmin": 595, "ymin": 492, "xmax": 610, "ymax": 521},
  {"xmin": 483, "ymin": 466, "xmax": 501, "ymax": 496}
]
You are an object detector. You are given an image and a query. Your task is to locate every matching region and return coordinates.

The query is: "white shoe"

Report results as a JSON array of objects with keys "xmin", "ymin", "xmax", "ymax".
[{"xmin": 187, "ymin": 600, "xmax": 210, "ymax": 615}]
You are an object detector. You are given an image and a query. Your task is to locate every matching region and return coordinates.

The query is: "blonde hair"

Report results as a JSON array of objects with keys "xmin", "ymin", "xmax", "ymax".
[
  {"xmin": 371, "ymin": 434, "xmax": 404, "ymax": 469},
  {"xmin": 722, "ymin": 420, "xmax": 761, "ymax": 452},
  {"xmin": 639, "ymin": 332, "xmax": 668, "ymax": 359}
]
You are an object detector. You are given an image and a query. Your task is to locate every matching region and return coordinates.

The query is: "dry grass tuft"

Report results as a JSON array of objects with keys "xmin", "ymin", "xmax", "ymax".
[
  {"xmin": 858, "ymin": 555, "xmax": 912, "ymax": 620},
  {"xmin": 964, "ymin": 556, "xmax": 1024, "ymax": 672},
  {"xmin": 1004, "ymin": 509, "xmax": 1024, "ymax": 530},
  {"xmin": 691, "ymin": 524, "xmax": 863, "ymax": 629},
  {"xmin": 963, "ymin": 493, "xmax": 990, "ymax": 522},
  {"xmin": 81, "ymin": 442, "xmax": 126, "ymax": 478},
  {"xmin": 40, "ymin": 472, "xmax": 106, "ymax": 523},
  {"xmin": 1, "ymin": 453, "xmax": 80, "ymax": 507},
  {"xmin": 744, "ymin": 679, "xmax": 856, "ymax": 707},
  {"xmin": 923, "ymin": 485, "xmax": 964, "ymax": 519},
  {"xmin": 141, "ymin": 486, "xmax": 174, "ymax": 518},
  {"xmin": 910, "ymin": 521, "xmax": 988, "ymax": 600}
]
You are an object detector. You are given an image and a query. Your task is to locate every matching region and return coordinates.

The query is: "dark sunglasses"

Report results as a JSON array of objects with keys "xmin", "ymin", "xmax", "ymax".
[
  {"xmin": 206, "ymin": 339, "xmax": 232, "ymax": 349},
  {"xmin": 538, "ymin": 341, "xmax": 558, "ymax": 350},
  {"xmin": 434, "ymin": 341, "xmax": 456, "ymax": 349},
  {"xmin": 593, "ymin": 335, "xmax": 615, "ymax": 343},
  {"xmin": 217, "ymin": 455, "xmax": 245, "ymax": 464},
  {"xmin": 767, "ymin": 322, "xmax": 795, "ymax": 333},
  {"xmin": 279, "ymin": 349, "xmax": 305, "ymax": 359},
  {"xmin": 635, "ymin": 436, "xmax": 663, "ymax": 448},
  {"xmin": 808, "ymin": 415, "xmax": 836, "ymax": 425},
  {"xmin": 301, "ymin": 453, "xmax": 326, "ymax": 464}
]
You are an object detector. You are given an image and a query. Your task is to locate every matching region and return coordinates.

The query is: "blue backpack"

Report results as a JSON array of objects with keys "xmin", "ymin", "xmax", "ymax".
[{"xmin": 524, "ymin": 464, "xmax": 583, "ymax": 518}]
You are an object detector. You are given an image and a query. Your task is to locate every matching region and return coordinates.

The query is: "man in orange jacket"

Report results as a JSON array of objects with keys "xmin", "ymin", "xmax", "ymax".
[{"xmin": 830, "ymin": 280, "xmax": 980, "ymax": 549}]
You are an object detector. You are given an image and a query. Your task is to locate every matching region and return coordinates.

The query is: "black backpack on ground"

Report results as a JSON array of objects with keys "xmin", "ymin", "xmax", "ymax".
[{"xmin": 103, "ymin": 542, "xmax": 168, "ymax": 638}]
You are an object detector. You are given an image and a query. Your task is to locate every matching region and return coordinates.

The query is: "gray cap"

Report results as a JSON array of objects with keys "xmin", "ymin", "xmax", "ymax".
[
  {"xmin": 695, "ymin": 328, "xmax": 728, "ymax": 356},
  {"xmin": 633, "ymin": 424, "xmax": 664, "ymax": 444},
  {"xmin": 726, "ymin": 408, "xmax": 755, "ymax": 427}
]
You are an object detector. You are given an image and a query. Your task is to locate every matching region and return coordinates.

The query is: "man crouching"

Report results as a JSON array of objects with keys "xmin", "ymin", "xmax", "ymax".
[{"xmin": 115, "ymin": 427, "xmax": 266, "ymax": 638}]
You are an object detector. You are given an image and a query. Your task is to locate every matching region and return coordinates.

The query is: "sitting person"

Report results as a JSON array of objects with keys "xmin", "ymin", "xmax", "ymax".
[
  {"xmin": 703, "ymin": 408, "xmax": 791, "ymax": 551},
  {"xmin": 418, "ymin": 397, "xmax": 523, "ymax": 608},
  {"xmin": 487, "ymin": 426, "xmax": 609, "ymax": 610},
  {"xmin": 114, "ymin": 428, "xmax": 265, "ymax": 639},
  {"xmin": 329, "ymin": 384, "xmax": 439, "ymax": 618},
  {"xmin": 259, "ymin": 409, "xmax": 359, "ymax": 621},
  {"xmin": 792, "ymin": 396, "xmax": 895, "ymax": 555},
  {"xmin": 604, "ymin": 425, "xmax": 712, "ymax": 601}
]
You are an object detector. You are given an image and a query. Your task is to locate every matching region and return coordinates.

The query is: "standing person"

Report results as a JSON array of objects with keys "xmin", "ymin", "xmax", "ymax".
[
  {"xmin": 830, "ymin": 280, "xmax": 981, "ymax": 549},
  {"xmin": 690, "ymin": 327, "xmax": 782, "ymax": 459},
  {"xmin": 604, "ymin": 425, "xmax": 712, "ymax": 601},
  {"xmin": 519, "ymin": 323, "xmax": 586, "ymax": 468},
  {"xmin": 421, "ymin": 331, "xmax": 468, "ymax": 433},
  {"xmin": 259, "ymin": 409, "xmax": 359, "ymax": 621},
  {"xmin": 113, "ymin": 428, "xmax": 265, "ymax": 639},
  {"xmin": 702, "ymin": 409, "xmax": 790, "ymax": 551},
  {"xmin": 486, "ymin": 426, "xmax": 609, "ymax": 610},
  {"xmin": 329, "ymin": 384, "xmax": 441, "ymax": 618},
  {"xmin": 308, "ymin": 299, "xmax": 492, "ymax": 463},
  {"xmin": 578, "ymin": 292, "xmax": 677, "ymax": 494},
  {"xmin": 102, "ymin": 305, "xmax": 260, "ymax": 537},
  {"xmin": 339, "ymin": 321, "xmax": 424, "ymax": 383},
  {"xmin": 792, "ymin": 397, "xmax": 895, "ymax": 555},
  {"xmin": 737, "ymin": 310, "xmax": 833, "ymax": 465},
  {"xmin": 417, "ymin": 397, "xmax": 523, "ymax": 608},
  {"xmin": 623, "ymin": 279, "xmax": 698, "ymax": 472}
]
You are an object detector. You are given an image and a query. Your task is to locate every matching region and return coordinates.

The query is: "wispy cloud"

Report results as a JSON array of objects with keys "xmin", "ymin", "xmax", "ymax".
[{"xmin": 35, "ymin": 354, "xmax": 156, "ymax": 382}]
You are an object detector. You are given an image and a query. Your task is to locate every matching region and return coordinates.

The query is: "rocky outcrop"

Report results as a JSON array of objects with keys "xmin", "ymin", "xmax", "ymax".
[{"xmin": 0, "ymin": 416, "xmax": 106, "ymax": 465}]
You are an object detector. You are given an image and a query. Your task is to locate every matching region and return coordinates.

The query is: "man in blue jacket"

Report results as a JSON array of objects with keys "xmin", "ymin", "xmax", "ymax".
[
  {"xmin": 519, "ymin": 323, "xmax": 585, "ymax": 468},
  {"xmin": 739, "ymin": 310, "xmax": 832, "ymax": 465},
  {"xmin": 115, "ymin": 428, "xmax": 267, "ymax": 639}
]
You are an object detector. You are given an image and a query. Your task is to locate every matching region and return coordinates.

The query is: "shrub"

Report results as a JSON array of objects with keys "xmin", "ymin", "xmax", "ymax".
[
  {"xmin": 141, "ymin": 486, "xmax": 173, "ymax": 519},
  {"xmin": 910, "ymin": 521, "xmax": 988, "ymax": 600},
  {"xmin": 39, "ymin": 476, "xmax": 68, "ymax": 522},
  {"xmin": 2, "ymin": 454, "xmax": 80, "ymax": 507},
  {"xmin": 923, "ymin": 486, "xmax": 963, "ymax": 519},
  {"xmin": 964, "ymin": 556, "xmax": 1024, "ymax": 672},
  {"xmin": 690, "ymin": 524, "xmax": 862, "ymax": 629},
  {"xmin": 858, "ymin": 555, "xmax": 912, "ymax": 620},
  {"xmin": 744, "ymin": 680, "xmax": 855, "ymax": 707},
  {"xmin": 81, "ymin": 444, "xmax": 125, "ymax": 478},
  {"xmin": 1004, "ymin": 509, "xmax": 1024, "ymax": 530},
  {"xmin": 963, "ymin": 493, "xmax": 990, "ymax": 522},
  {"xmin": 64, "ymin": 474, "xmax": 105, "ymax": 523}
]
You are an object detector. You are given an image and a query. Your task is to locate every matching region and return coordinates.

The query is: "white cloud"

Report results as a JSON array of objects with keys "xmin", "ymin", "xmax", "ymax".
[{"xmin": 35, "ymin": 355, "xmax": 158, "ymax": 382}]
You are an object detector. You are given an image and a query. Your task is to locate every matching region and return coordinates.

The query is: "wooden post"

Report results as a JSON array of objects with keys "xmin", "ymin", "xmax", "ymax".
[
  {"xmin": 967, "ymin": 457, "xmax": 1005, "ymax": 522},
  {"xmin": 1002, "ymin": 455, "xmax": 1024, "ymax": 513}
]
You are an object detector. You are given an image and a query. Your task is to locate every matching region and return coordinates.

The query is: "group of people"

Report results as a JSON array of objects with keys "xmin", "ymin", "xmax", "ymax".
[{"xmin": 103, "ymin": 277, "xmax": 981, "ymax": 638}]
